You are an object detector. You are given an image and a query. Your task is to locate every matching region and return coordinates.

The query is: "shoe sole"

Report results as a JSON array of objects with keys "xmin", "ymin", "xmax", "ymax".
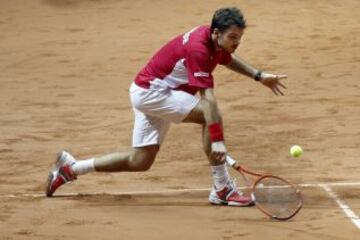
[
  {"xmin": 228, "ymin": 200, "xmax": 255, "ymax": 207},
  {"xmin": 45, "ymin": 171, "xmax": 55, "ymax": 197},
  {"xmin": 45, "ymin": 152, "xmax": 65, "ymax": 197},
  {"xmin": 209, "ymin": 196, "xmax": 255, "ymax": 207},
  {"xmin": 210, "ymin": 200, "xmax": 254, "ymax": 207}
]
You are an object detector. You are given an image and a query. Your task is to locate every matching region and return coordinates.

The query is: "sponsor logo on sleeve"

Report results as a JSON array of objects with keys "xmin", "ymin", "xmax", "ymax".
[
  {"xmin": 194, "ymin": 72, "xmax": 209, "ymax": 77},
  {"xmin": 182, "ymin": 26, "xmax": 199, "ymax": 45}
]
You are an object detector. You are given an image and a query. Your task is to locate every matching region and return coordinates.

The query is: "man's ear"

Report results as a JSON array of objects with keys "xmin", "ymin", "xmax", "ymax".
[{"xmin": 213, "ymin": 28, "xmax": 220, "ymax": 37}]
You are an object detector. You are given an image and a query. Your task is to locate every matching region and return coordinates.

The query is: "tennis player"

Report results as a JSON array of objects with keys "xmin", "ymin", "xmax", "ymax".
[{"xmin": 46, "ymin": 7, "xmax": 287, "ymax": 206}]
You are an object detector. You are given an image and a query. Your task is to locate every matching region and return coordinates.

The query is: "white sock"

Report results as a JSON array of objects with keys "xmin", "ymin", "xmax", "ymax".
[
  {"xmin": 211, "ymin": 163, "xmax": 231, "ymax": 191},
  {"xmin": 71, "ymin": 159, "xmax": 95, "ymax": 176}
]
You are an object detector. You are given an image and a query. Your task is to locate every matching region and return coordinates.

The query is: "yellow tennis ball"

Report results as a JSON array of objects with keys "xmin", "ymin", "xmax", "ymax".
[{"xmin": 290, "ymin": 145, "xmax": 303, "ymax": 157}]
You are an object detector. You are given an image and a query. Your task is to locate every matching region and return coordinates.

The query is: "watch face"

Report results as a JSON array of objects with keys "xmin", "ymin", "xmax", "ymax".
[{"xmin": 255, "ymin": 71, "xmax": 262, "ymax": 81}]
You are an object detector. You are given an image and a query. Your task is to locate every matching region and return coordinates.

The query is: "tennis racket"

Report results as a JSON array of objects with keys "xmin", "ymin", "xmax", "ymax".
[{"xmin": 226, "ymin": 156, "xmax": 303, "ymax": 221}]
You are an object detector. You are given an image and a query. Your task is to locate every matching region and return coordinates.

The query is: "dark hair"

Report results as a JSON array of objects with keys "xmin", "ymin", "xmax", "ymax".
[{"xmin": 211, "ymin": 7, "xmax": 246, "ymax": 33}]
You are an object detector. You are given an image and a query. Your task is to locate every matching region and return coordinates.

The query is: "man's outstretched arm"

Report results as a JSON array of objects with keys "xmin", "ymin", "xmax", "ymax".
[
  {"xmin": 226, "ymin": 54, "xmax": 258, "ymax": 79},
  {"xmin": 226, "ymin": 54, "xmax": 288, "ymax": 96}
]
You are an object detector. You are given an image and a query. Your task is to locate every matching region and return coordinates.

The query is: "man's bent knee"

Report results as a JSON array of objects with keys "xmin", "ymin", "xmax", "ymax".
[
  {"xmin": 182, "ymin": 101, "xmax": 206, "ymax": 124},
  {"xmin": 129, "ymin": 145, "xmax": 159, "ymax": 171}
]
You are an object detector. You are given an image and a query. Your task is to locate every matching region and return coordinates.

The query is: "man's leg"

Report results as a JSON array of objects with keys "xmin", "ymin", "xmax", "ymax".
[
  {"xmin": 91, "ymin": 145, "xmax": 159, "ymax": 172},
  {"xmin": 45, "ymin": 145, "xmax": 160, "ymax": 197},
  {"xmin": 71, "ymin": 145, "xmax": 160, "ymax": 174},
  {"xmin": 46, "ymin": 83, "xmax": 172, "ymax": 197}
]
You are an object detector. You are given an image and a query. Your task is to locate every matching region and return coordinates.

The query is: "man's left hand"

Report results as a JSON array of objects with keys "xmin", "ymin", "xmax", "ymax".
[{"xmin": 259, "ymin": 73, "xmax": 287, "ymax": 96}]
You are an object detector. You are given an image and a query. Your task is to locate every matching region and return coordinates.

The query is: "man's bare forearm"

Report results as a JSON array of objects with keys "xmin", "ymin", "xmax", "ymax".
[
  {"xmin": 226, "ymin": 54, "xmax": 259, "ymax": 79},
  {"xmin": 199, "ymin": 88, "xmax": 227, "ymax": 162},
  {"xmin": 199, "ymin": 88, "xmax": 221, "ymax": 125}
]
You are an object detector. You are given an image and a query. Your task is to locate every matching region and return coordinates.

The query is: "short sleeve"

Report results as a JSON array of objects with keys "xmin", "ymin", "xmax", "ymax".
[{"xmin": 186, "ymin": 51, "xmax": 214, "ymax": 88}]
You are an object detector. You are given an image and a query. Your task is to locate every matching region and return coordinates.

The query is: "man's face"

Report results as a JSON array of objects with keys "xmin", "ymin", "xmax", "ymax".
[{"xmin": 216, "ymin": 26, "xmax": 244, "ymax": 53}]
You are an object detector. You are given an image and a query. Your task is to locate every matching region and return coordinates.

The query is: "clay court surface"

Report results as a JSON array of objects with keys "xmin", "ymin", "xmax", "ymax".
[{"xmin": 1, "ymin": 0, "xmax": 360, "ymax": 239}]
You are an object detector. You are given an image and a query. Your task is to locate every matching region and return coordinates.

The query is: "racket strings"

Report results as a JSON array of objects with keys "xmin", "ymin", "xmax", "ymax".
[{"xmin": 253, "ymin": 177, "xmax": 301, "ymax": 219}]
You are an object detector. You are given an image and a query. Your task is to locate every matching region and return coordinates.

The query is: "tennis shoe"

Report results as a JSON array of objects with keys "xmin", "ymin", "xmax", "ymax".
[
  {"xmin": 209, "ymin": 180, "xmax": 254, "ymax": 206},
  {"xmin": 45, "ymin": 151, "xmax": 77, "ymax": 197}
]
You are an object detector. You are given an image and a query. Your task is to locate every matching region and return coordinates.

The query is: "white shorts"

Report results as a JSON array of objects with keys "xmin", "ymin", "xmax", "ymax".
[{"xmin": 129, "ymin": 82, "xmax": 200, "ymax": 147}]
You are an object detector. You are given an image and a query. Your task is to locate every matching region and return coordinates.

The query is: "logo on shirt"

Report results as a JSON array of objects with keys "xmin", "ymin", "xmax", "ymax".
[
  {"xmin": 194, "ymin": 72, "xmax": 209, "ymax": 77},
  {"xmin": 182, "ymin": 26, "xmax": 199, "ymax": 45}
]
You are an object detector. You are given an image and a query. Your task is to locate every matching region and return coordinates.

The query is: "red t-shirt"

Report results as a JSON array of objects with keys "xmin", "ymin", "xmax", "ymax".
[{"xmin": 134, "ymin": 25, "xmax": 232, "ymax": 95}]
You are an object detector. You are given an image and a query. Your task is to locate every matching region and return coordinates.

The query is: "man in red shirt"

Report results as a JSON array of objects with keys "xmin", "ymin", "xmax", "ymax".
[{"xmin": 46, "ymin": 7, "xmax": 286, "ymax": 206}]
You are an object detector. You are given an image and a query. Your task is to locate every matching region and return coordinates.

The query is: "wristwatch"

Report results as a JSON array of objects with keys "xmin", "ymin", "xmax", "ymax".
[{"xmin": 254, "ymin": 70, "xmax": 263, "ymax": 81}]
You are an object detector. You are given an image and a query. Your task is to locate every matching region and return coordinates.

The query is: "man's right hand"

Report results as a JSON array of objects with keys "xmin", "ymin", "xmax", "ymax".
[{"xmin": 211, "ymin": 141, "xmax": 227, "ymax": 162}]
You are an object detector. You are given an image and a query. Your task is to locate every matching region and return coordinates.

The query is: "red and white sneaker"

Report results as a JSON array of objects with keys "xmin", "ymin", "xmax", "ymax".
[
  {"xmin": 209, "ymin": 180, "xmax": 254, "ymax": 207},
  {"xmin": 45, "ymin": 151, "xmax": 77, "ymax": 197}
]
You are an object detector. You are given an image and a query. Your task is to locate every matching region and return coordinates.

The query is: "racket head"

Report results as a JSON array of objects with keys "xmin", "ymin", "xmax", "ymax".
[
  {"xmin": 238, "ymin": 165, "xmax": 264, "ymax": 177},
  {"xmin": 251, "ymin": 175, "xmax": 303, "ymax": 221}
]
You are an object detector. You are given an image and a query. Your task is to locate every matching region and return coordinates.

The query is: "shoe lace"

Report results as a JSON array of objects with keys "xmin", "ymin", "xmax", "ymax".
[{"xmin": 227, "ymin": 178, "xmax": 244, "ymax": 196}]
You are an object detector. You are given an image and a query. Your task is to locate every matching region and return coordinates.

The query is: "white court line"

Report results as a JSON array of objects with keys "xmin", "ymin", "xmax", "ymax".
[
  {"xmin": 320, "ymin": 184, "xmax": 360, "ymax": 230},
  {"xmin": 1, "ymin": 181, "xmax": 360, "ymax": 199},
  {"xmin": 2, "ymin": 188, "xmax": 210, "ymax": 198},
  {"xmin": 301, "ymin": 181, "xmax": 360, "ymax": 187}
]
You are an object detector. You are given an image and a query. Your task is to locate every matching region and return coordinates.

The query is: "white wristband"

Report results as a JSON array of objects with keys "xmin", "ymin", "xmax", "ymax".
[{"xmin": 226, "ymin": 155, "xmax": 237, "ymax": 166}]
